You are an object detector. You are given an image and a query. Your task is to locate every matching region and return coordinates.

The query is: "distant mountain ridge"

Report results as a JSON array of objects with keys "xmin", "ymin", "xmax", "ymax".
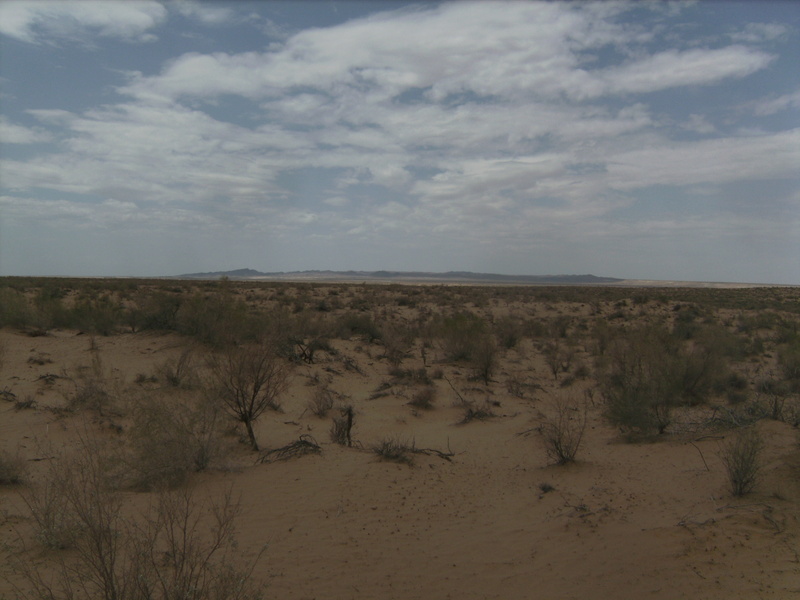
[{"xmin": 174, "ymin": 269, "xmax": 623, "ymax": 285}]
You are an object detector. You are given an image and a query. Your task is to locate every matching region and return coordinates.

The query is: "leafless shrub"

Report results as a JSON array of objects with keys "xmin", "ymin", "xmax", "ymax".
[
  {"xmin": 156, "ymin": 346, "xmax": 199, "ymax": 388},
  {"xmin": 720, "ymin": 427, "xmax": 764, "ymax": 497},
  {"xmin": 14, "ymin": 395, "xmax": 37, "ymax": 410},
  {"xmin": 68, "ymin": 349, "xmax": 113, "ymax": 415},
  {"xmin": 390, "ymin": 367, "xmax": 431, "ymax": 385},
  {"xmin": 372, "ymin": 436, "xmax": 415, "ymax": 464},
  {"xmin": 458, "ymin": 399, "xmax": 496, "ymax": 424},
  {"xmin": 542, "ymin": 341, "xmax": 575, "ymax": 381},
  {"xmin": 208, "ymin": 340, "xmax": 291, "ymax": 451},
  {"xmin": 540, "ymin": 394, "xmax": 587, "ymax": 465},
  {"xmin": 307, "ymin": 385, "xmax": 336, "ymax": 417},
  {"xmin": 14, "ymin": 438, "xmax": 265, "ymax": 600},
  {"xmin": 408, "ymin": 386, "xmax": 436, "ymax": 410},
  {"xmin": 0, "ymin": 449, "xmax": 26, "ymax": 485},
  {"xmin": 127, "ymin": 393, "xmax": 223, "ymax": 490},
  {"xmin": 470, "ymin": 335, "xmax": 497, "ymax": 385},
  {"xmin": 330, "ymin": 405, "xmax": 355, "ymax": 446}
]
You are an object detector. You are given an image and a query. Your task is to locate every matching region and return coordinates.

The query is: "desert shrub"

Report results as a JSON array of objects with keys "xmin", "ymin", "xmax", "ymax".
[
  {"xmin": 15, "ymin": 440, "xmax": 264, "ymax": 600},
  {"xmin": 70, "ymin": 294, "xmax": 124, "ymax": 335},
  {"xmin": 470, "ymin": 334, "xmax": 497, "ymax": 385},
  {"xmin": 436, "ymin": 311, "xmax": 487, "ymax": 361},
  {"xmin": 134, "ymin": 290, "xmax": 182, "ymax": 331},
  {"xmin": 720, "ymin": 428, "xmax": 763, "ymax": 497},
  {"xmin": 127, "ymin": 393, "xmax": 222, "ymax": 490},
  {"xmin": 208, "ymin": 340, "xmax": 290, "ymax": 451},
  {"xmin": 493, "ymin": 316, "xmax": 522, "ymax": 349},
  {"xmin": 372, "ymin": 437, "xmax": 414, "ymax": 464},
  {"xmin": 380, "ymin": 322, "xmax": 414, "ymax": 367},
  {"xmin": 390, "ymin": 367, "xmax": 432, "ymax": 385},
  {"xmin": 778, "ymin": 340, "xmax": 800, "ymax": 391},
  {"xmin": 0, "ymin": 286, "xmax": 32, "ymax": 327},
  {"xmin": 177, "ymin": 291, "xmax": 252, "ymax": 346},
  {"xmin": 540, "ymin": 395, "xmax": 587, "ymax": 465},
  {"xmin": 308, "ymin": 385, "xmax": 335, "ymax": 417},
  {"xmin": 335, "ymin": 313, "xmax": 382, "ymax": 342},
  {"xmin": 330, "ymin": 405, "xmax": 355, "ymax": 446},
  {"xmin": 542, "ymin": 340, "xmax": 575, "ymax": 381},
  {"xmin": 602, "ymin": 324, "xmax": 724, "ymax": 435},
  {"xmin": 156, "ymin": 346, "xmax": 199, "ymax": 388},
  {"xmin": 0, "ymin": 450, "xmax": 26, "ymax": 485},
  {"xmin": 458, "ymin": 399, "xmax": 496, "ymax": 424},
  {"xmin": 601, "ymin": 325, "xmax": 680, "ymax": 435},
  {"xmin": 408, "ymin": 386, "xmax": 436, "ymax": 410},
  {"xmin": 68, "ymin": 350, "xmax": 113, "ymax": 415}
]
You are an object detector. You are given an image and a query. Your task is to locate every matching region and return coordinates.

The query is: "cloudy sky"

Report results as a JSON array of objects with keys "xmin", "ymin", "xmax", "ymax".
[{"xmin": 1, "ymin": 1, "xmax": 798, "ymax": 283}]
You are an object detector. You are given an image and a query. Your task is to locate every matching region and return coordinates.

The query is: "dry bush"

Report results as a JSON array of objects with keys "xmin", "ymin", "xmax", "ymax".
[
  {"xmin": 470, "ymin": 335, "xmax": 497, "ymax": 385},
  {"xmin": 0, "ymin": 449, "xmax": 26, "ymax": 485},
  {"xmin": 540, "ymin": 394, "xmax": 587, "ymax": 465},
  {"xmin": 380, "ymin": 322, "xmax": 414, "ymax": 367},
  {"xmin": 720, "ymin": 428, "xmax": 764, "ymax": 497},
  {"xmin": 208, "ymin": 340, "xmax": 290, "ymax": 451},
  {"xmin": 493, "ymin": 315, "xmax": 522, "ymax": 349},
  {"xmin": 307, "ymin": 385, "xmax": 335, "ymax": 417},
  {"xmin": 126, "ymin": 392, "xmax": 223, "ymax": 490},
  {"xmin": 458, "ymin": 399, "xmax": 496, "ymax": 424},
  {"xmin": 156, "ymin": 346, "xmax": 199, "ymax": 388},
  {"xmin": 330, "ymin": 405, "xmax": 355, "ymax": 446},
  {"xmin": 372, "ymin": 436, "xmax": 415, "ymax": 465},
  {"xmin": 542, "ymin": 341, "xmax": 575, "ymax": 381},
  {"xmin": 408, "ymin": 386, "xmax": 436, "ymax": 410},
  {"xmin": 68, "ymin": 348, "xmax": 114, "ymax": 415},
  {"xmin": 435, "ymin": 312, "xmax": 487, "ymax": 362},
  {"xmin": 15, "ymin": 450, "xmax": 264, "ymax": 600}
]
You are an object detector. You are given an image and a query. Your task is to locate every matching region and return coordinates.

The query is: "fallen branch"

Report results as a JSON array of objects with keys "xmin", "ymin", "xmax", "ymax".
[{"xmin": 258, "ymin": 435, "xmax": 321, "ymax": 464}]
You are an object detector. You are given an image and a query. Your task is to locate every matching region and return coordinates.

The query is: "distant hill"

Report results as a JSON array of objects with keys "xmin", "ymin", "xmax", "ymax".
[{"xmin": 175, "ymin": 269, "xmax": 624, "ymax": 285}]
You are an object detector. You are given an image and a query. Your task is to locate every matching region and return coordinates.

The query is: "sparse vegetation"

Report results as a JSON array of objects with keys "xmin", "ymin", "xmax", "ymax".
[
  {"xmin": 2, "ymin": 277, "xmax": 800, "ymax": 598},
  {"xmin": 720, "ymin": 427, "xmax": 764, "ymax": 497},
  {"xmin": 540, "ymin": 394, "xmax": 587, "ymax": 465},
  {"xmin": 208, "ymin": 339, "xmax": 291, "ymax": 451}
]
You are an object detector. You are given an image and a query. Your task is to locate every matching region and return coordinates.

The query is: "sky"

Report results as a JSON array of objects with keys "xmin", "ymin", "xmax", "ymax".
[{"xmin": 0, "ymin": 1, "xmax": 798, "ymax": 283}]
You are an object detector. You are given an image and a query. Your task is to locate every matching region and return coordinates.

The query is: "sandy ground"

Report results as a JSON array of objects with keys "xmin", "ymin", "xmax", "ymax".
[{"xmin": 1, "ymin": 313, "xmax": 799, "ymax": 599}]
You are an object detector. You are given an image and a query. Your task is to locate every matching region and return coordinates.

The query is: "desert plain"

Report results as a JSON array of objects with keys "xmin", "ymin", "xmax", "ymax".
[{"xmin": 0, "ymin": 278, "xmax": 799, "ymax": 599}]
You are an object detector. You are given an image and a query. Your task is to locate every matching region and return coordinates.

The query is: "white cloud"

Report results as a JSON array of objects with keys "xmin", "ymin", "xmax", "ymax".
[
  {"xmin": 120, "ymin": 3, "xmax": 773, "ymax": 107},
  {"xmin": 681, "ymin": 114, "xmax": 716, "ymax": 134},
  {"xmin": 752, "ymin": 89, "xmax": 800, "ymax": 116},
  {"xmin": 0, "ymin": 0, "xmax": 166, "ymax": 44},
  {"xmin": 171, "ymin": 0, "xmax": 234, "ymax": 25},
  {"xmin": 606, "ymin": 129, "xmax": 800, "ymax": 189},
  {"xmin": 730, "ymin": 22, "xmax": 788, "ymax": 44},
  {"xmin": 0, "ymin": 117, "xmax": 52, "ymax": 144},
  {"xmin": 599, "ymin": 46, "xmax": 773, "ymax": 97}
]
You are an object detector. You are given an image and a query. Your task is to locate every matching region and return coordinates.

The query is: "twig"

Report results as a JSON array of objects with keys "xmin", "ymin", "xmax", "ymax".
[{"xmin": 688, "ymin": 441, "xmax": 710, "ymax": 471}]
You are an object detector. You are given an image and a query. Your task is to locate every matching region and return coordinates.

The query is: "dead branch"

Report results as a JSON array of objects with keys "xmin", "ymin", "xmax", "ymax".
[{"xmin": 258, "ymin": 435, "xmax": 321, "ymax": 464}]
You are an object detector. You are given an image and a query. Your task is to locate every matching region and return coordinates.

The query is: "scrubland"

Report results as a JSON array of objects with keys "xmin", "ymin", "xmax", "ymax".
[{"xmin": 1, "ymin": 277, "xmax": 799, "ymax": 599}]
